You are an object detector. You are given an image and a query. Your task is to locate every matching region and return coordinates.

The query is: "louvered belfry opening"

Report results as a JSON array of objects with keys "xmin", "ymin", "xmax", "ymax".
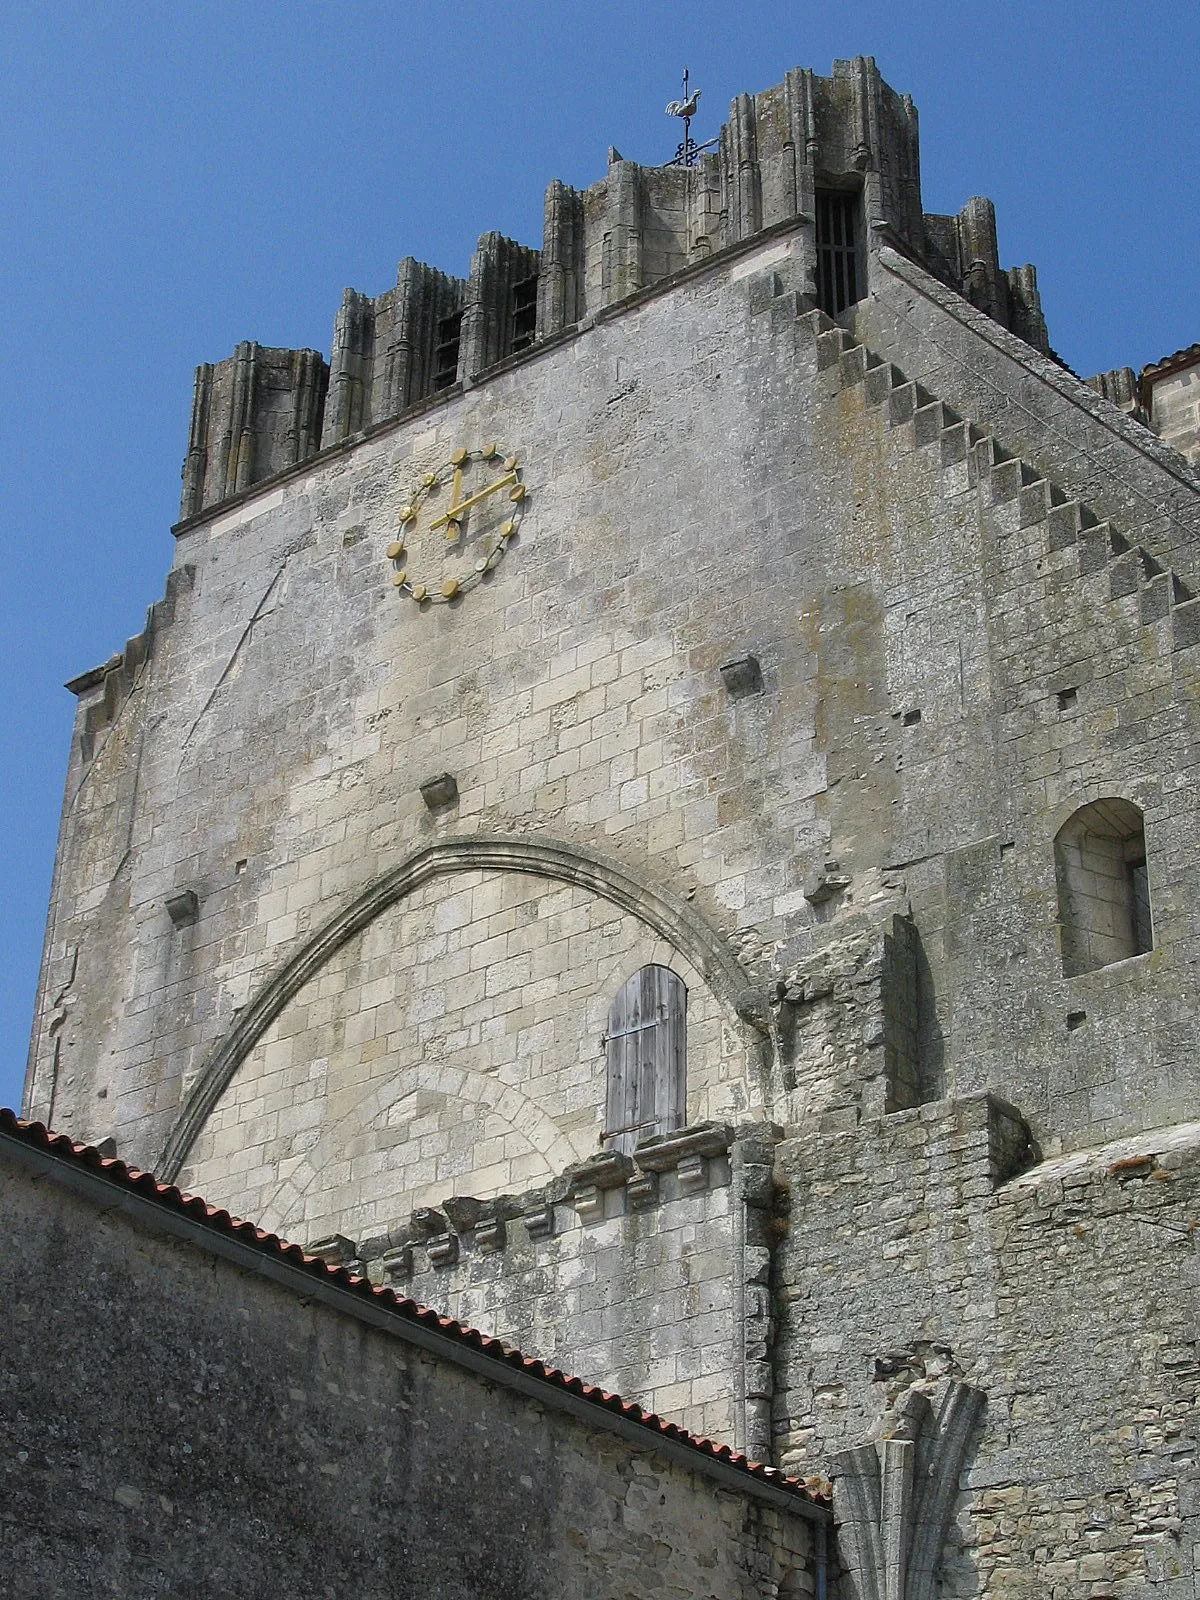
[
  {"xmin": 433, "ymin": 310, "xmax": 463, "ymax": 390},
  {"xmin": 604, "ymin": 966, "xmax": 686, "ymax": 1155},
  {"xmin": 509, "ymin": 275, "xmax": 539, "ymax": 354},
  {"xmin": 815, "ymin": 189, "xmax": 862, "ymax": 317}
]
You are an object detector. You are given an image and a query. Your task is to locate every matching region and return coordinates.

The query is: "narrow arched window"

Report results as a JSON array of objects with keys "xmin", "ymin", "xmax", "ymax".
[
  {"xmin": 1054, "ymin": 798, "xmax": 1153, "ymax": 977},
  {"xmin": 604, "ymin": 966, "xmax": 686, "ymax": 1155}
]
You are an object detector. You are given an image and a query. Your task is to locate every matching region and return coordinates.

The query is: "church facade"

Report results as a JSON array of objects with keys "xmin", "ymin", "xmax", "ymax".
[{"xmin": 24, "ymin": 58, "xmax": 1200, "ymax": 1598}]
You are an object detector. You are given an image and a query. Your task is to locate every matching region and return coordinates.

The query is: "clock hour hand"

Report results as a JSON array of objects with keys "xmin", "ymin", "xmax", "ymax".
[{"xmin": 429, "ymin": 472, "xmax": 517, "ymax": 531}]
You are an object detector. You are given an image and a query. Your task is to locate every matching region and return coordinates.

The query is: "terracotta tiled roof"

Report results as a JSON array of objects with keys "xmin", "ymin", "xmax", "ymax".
[{"xmin": 0, "ymin": 1107, "xmax": 828, "ymax": 1508}]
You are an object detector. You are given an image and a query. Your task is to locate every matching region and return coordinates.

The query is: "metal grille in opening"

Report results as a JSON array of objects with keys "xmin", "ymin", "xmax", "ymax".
[
  {"xmin": 433, "ymin": 311, "xmax": 463, "ymax": 391},
  {"xmin": 509, "ymin": 276, "xmax": 538, "ymax": 354},
  {"xmin": 816, "ymin": 190, "xmax": 861, "ymax": 317}
]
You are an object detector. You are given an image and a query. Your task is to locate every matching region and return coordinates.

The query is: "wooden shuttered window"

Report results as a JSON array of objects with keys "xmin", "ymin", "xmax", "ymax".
[{"xmin": 604, "ymin": 966, "xmax": 686, "ymax": 1155}]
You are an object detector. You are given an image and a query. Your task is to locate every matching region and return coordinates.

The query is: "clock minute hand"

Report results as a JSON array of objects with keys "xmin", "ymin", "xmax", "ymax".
[{"xmin": 429, "ymin": 472, "xmax": 517, "ymax": 531}]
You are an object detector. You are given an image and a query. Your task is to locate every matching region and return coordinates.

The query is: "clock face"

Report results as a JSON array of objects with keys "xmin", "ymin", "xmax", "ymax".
[{"xmin": 386, "ymin": 443, "xmax": 527, "ymax": 605}]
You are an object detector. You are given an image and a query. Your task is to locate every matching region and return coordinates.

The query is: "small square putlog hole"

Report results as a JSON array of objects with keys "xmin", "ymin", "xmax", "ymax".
[
  {"xmin": 420, "ymin": 773, "xmax": 459, "ymax": 810},
  {"xmin": 719, "ymin": 656, "xmax": 764, "ymax": 699},
  {"xmin": 165, "ymin": 889, "xmax": 200, "ymax": 929}
]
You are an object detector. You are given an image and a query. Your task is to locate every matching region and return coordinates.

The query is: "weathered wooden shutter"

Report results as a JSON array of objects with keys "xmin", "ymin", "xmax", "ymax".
[{"xmin": 604, "ymin": 966, "xmax": 686, "ymax": 1155}]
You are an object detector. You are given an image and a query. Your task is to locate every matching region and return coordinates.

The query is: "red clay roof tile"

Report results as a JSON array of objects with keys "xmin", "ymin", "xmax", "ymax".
[{"xmin": 0, "ymin": 1107, "xmax": 829, "ymax": 1507}]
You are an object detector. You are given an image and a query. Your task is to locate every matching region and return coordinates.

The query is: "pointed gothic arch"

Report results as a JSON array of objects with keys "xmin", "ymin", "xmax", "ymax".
[{"xmin": 156, "ymin": 833, "xmax": 764, "ymax": 1183}]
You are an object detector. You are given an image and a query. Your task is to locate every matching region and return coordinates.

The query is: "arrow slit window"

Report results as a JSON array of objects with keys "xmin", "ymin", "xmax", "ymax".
[{"xmin": 604, "ymin": 966, "xmax": 686, "ymax": 1155}]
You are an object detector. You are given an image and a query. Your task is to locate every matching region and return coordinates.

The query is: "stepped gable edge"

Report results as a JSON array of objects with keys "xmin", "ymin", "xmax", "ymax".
[
  {"xmin": 796, "ymin": 303, "xmax": 1200, "ymax": 657},
  {"xmin": 65, "ymin": 564, "xmax": 196, "ymax": 770},
  {"xmin": 862, "ymin": 246, "xmax": 1200, "ymax": 580}
]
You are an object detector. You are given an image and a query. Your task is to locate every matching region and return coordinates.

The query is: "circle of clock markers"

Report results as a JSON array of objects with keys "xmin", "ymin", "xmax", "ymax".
[{"xmin": 386, "ymin": 443, "xmax": 527, "ymax": 604}]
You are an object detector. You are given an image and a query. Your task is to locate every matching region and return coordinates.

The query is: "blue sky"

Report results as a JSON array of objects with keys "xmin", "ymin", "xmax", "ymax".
[{"xmin": 2, "ymin": 1, "xmax": 1197, "ymax": 1116}]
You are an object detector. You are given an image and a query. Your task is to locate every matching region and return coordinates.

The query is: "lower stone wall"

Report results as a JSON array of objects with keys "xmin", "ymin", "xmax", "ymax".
[
  {"xmin": 772, "ymin": 1094, "xmax": 1200, "ymax": 1598},
  {"xmin": 0, "ymin": 1124, "xmax": 825, "ymax": 1600},
  {"xmin": 316, "ymin": 1121, "xmax": 780, "ymax": 1453},
  {"xmin": 979, "ymin": 1123, "xmax": 1200, "ymax": 1597}
]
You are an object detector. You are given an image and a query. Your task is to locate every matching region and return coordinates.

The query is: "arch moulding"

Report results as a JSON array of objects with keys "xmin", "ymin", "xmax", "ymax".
[{"xmin": 156, "ymin": 832, "xmax": 765, "ymax": 1183}]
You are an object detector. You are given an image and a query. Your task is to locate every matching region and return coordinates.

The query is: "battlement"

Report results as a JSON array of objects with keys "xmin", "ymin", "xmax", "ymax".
[{"xmin": 179, "ymin": 56, "xmax": 1049, "ymax": 519}]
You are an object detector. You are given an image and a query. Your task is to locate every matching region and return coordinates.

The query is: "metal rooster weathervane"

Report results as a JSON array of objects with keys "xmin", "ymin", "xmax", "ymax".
[{"xmin": 665, "ymin": 67, "xmax": 716, "ymax": 167}]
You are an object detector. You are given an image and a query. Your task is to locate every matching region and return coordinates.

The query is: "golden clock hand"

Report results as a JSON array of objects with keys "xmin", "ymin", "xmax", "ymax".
[
  {"xmin": 429, "ymin": 472, "xmax": 517, "ymax": 531},
  {"xmin": 438, "ymin": 467, "xmax": 464, "ymax": 544}
]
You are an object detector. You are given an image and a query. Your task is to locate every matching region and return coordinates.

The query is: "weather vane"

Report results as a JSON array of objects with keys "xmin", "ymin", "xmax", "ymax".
[{"xmin": 665, "ymin": 67, "xmax": 715, "ymax": 167}]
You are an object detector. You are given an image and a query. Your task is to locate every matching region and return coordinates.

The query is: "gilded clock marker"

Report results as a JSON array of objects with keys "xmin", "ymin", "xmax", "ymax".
[{"xmin": 386, "ymin": 444, "xmax": 528, "ymax": 606}]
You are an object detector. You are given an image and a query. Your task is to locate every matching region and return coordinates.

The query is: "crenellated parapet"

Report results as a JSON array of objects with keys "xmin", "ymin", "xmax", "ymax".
[
  {"xmin": 321, "ymin": 235, "xmax": 540, "ymax": 447},
  {"xmin": 722, "ymin": 60, "xmax": 923, "ymax": 249},
  {"xmin": 179, "ymin": 57, "xmax": 1049, "ymax": 520},
  {"xmin": 922, "ymin": 196, "xmax": 1050, "ymax": 354},
  {"xmin": 324, "ymin": 259, "xmax": 465, "ymax": 445},
  {"xmin": 460, "ymin": 232, "xmax": 541, "ymax": 380},
  {"xmin": 179, "ymin": 342, "xmax": 327, "ymax": 518}
]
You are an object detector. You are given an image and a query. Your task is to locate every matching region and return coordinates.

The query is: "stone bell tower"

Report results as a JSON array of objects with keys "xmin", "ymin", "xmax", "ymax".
[{"xmin": 28, "ymin": 57, "xmax": 1200, "ymax": 1599}]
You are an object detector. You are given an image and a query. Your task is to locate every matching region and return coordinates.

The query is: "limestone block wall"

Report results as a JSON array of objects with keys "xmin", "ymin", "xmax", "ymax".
[
  {"xmin": 179, "ymin": 868, "xmax": 748, "ymax": 1243},
  {"xmin": 808, "ymin": 294, "xmax": 1200, "ymax": 1154},
  {"xmin": 980, "ymin": 1125, "xmax": 1200, "ymax": 1596},
  {"xmin": 857, "ymin": 247, "xmax": 1200, "ymax": 581},
  {"xmin": 401, "ymin": 1165, "xmax": 741, "ymax": 1443},
  {"xmin": 320, "ymin": 1123, "xmax": 777, "ymax": 1452},
  {"xmin": 772, "ymin": 1098, "xmax": 1200, "ymax": 1599},
  {"xmin": 1147, "ymin": 358, "xmax": 1200, "ymax": 467},
  {"xmin": 32, "ymin": 220, "xmax": 1200, "ymax": 1203},
  {"xmin": 31, "ymin": 232, "xmax": 832, "ymax": 1171}
]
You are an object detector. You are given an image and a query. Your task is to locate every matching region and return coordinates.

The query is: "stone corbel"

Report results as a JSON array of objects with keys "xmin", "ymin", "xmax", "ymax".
[
  {"xmin": 426, "ymin": 1233, "xmax": 459, "ymax": 1268},
  {"xmin": 633, "ymin": 1122, "xmax": 733, "ymax": 1173},
  {"xmin": 522, "ymin": 1203, "xmax": 555, "ymax": 1240},
  {"xmin": 626, "ymin": 1170, "xmax": 659, "ymax": 1209},
  {"xmin": 380, "ymin": 1245, "xmax": 413, "ymax": 1284},
  {"xmin": 306, "ymin": 1233, "xmax": 357, "ymax": 1267},
  {"xmin": 566, "ymin": 1151, "xmax": 633, "ymax": 1224},
  {"xmin": 474, "ymin": 1214, "xmax": 506, "ymax": 1253}
]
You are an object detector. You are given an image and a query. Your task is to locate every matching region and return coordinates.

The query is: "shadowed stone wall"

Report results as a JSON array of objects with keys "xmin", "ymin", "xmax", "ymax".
[{"xmin": 0, "ymin": 1123, "xmax": 824, "ymax": 1600}]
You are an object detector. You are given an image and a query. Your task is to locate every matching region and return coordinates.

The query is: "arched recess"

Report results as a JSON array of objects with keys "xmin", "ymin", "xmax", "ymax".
[
  {"xmin": 254, "ymin": 1061, "xmax": 585, "ymax": 1239},
  {"xmin": 1054, "ymin": 797, "xmax": 1152, "ymax": 977},
  {"xmin": 157, "ymin": 833, "xmax": 765, "ymax": 1182}
]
